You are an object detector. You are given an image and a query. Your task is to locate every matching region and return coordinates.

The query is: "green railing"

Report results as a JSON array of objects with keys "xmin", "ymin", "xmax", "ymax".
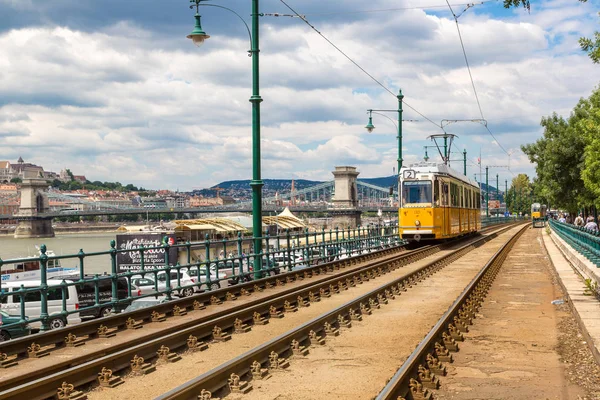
[
  {"xmin": 481, "ymin": 216, "xmax": 522, "ymax": 227},
  {"xmin": 549, "ymin": 219, "xmax": 600, "ymax": 267},
  {"xmin": 0, "ymin": 225, "xmax": 402, "ymax": 331}
]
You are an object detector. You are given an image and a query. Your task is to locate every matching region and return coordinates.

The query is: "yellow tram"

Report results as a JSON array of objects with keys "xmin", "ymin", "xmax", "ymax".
[
  {"xmin": 399, "ymin": 162, "xmax": 481, "ymax": 241},
  {"xmin": 531, "ymin": 203, "xmax": 547, "ymax": 228}
]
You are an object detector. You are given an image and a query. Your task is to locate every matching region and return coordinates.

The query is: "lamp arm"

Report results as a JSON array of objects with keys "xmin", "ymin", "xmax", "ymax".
[
  {"xmin": 199, "ymin": 4, "xmax": 253, "ymax": 52},
  {"xmin": 371, "ymin": 111, "xmax": 398, "ymax": 130}
]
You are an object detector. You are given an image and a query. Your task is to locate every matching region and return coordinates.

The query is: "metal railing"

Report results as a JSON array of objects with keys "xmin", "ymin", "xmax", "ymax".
[
  {"xmin": 0, "ymin": 225, "xmax": 402, "ymax": 331},
  {"xmin": 549, "ymin": 219, "xmax": 600, "ymax": 267}
]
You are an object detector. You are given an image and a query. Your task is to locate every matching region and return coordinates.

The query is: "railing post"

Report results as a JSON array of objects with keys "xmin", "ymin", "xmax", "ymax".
[
  {"xmin": 305, "ymin": 228, "xmax": 311, "ymax": 265},
  {"xmin": 335, "ymin": 227, "xmax": 340, "ymax": 259},
  {"xmin": 205, "ymin": 234, "xmax": 213, "ymax": 289},
  {"xmin": 39, "ymin": 244, "xmax": 49, "ymax": 331},
  {"xmin": 61, "ymin": 279, "xmax": 68, "ymax": 321},
  {"xmin": 321, "ymin": 228, "xmax": 326, "ymax": 261},
  {"xmin": 265, "ymin": 230, "xmax": 270, "ymax": 274},
  {"xmin": 109, "ymin": 240, "xmax": 118, "ymax": 312},
  {"xmin": 313, "ymin": 229, "xmax": 318, "ymax": 262},
  {"xmin": 163, "ymin": 237, "xmax": 172, "ymax": 301},
  {"xmin": 77, "ymin": 249, "xmax": 85, "ymax": 279},
  {"xmin": 286, "ymin": 229, "xmax": 292, "ymax": 271},
  {"xmin": 237, "ymin": 232, "xmax": 243, "ymax": 277}
]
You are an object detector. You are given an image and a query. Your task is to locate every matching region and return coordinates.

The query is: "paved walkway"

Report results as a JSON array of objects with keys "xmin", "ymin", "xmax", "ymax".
[{"xmin": 543, "ymin": 226, "xmax": 600, "ymax": 363}]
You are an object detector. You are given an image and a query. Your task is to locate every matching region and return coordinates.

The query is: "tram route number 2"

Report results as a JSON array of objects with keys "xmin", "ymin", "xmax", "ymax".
[{"xmin": 403, "ymin": 169, "xmax": 417, "ymax": 180}]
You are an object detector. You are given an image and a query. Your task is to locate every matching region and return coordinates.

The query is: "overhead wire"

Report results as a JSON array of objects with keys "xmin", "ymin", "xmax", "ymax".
[
  {"xmin": 289, "ymin": 1, "xmax": 498, "ymax": 17},
  {"xmin": 278, "ymin": 0, "xmax": 443, "ymax": 131},
  {"xmin": 444, "ymin": 0, "xmax": 510, "ymax": 156}
]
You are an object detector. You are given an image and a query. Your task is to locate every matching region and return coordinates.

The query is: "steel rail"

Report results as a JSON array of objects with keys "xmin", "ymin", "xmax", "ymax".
[
  {"xmin": 375, "ymin": 223, "xmax": 529, "ymax": 400},
  {"xmin": 0, "ymin": 242, "xmax": 408, "ymax": 360},
  {"xmin": 0, "ymin": 223, "xmax": 509, "ymax": 364},
  {"xmin": 0, "ymin": 225, "xmax": 516, "ymax": 400},
  {"xmin": 0, "ymin": 243, "xmax": 440, "ymax": 397},
  {"xmin": 153, "ymin": 224, "xmax": 524, "ymax": 400},
  {"xmin": 0, "ymin": 223, "xmax": 510, "ymax": 362}
]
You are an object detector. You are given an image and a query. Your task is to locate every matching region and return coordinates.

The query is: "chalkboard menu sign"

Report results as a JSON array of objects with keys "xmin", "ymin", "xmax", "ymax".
[{"xmin": 116, "ymin": 232, "xmax": 178, "ymax": 272}]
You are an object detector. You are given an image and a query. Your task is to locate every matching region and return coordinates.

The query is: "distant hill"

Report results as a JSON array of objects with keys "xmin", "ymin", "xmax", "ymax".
[
  {"xmin": 192, "ymin": 176, "xmax": 505, "ymax": 202},
  {"xmin": 358, "ymin": 175, "xmax": 397, "ymax": 188}
]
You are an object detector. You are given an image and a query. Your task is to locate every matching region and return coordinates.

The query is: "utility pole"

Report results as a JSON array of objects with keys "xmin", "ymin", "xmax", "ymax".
[
  {"xmin": 463, "ymin": 149, "xmax": 467, "ymax": 176},
  {"xmin": 505, "ymin": 179, "xmax": 508, "ymax": 214},
  {"xmin": 496, "ymin": 174, "xmax": 499, "ymax": 217},
  {"xmin": 485, "ymin": 166, "xmax": 489, "ymax": 218}
]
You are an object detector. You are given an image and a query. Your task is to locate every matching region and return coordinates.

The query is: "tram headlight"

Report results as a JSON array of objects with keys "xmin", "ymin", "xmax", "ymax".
[{"xmin": 415, "ymin": 220, "xmax": 421, "ymax": 227}]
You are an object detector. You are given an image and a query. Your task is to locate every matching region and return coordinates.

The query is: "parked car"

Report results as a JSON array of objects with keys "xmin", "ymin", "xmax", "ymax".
[
  {"xmin": 209, "ymin": 260, "xmax": 253, "ymax": 285},
  {"xmin": 249, "ymin": 257, "xmax": 280, "ymax": 276},
  {"xmin": 0, "ymin": 280, "xmax": 81, "ymax": 330},
  {"xmin": 132, "ymin": 270, "xmax": 199, "ymax": 297},
  {"xmin": 50, "ymin": 275, "xmax": 140, "ymax": 319},
  {"xmin": 122, "ymin": 297, "xmax": 170, "ymax": 313},
  {"xmin": 0, "ymin": 310, "xmax": 31, "ymax": 341}
]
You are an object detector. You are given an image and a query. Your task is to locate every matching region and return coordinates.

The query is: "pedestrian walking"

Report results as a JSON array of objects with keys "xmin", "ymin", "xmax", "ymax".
[
  {"xmin": 558, "ymin": 214, "xmax": 567, "ymax": 223},
  {"xmin": 584, "ymin": 217, "xmax": 599, "ymax": 232},
  {"xmin": 574, "ymin": 214, "xmax": 585, "ymax": 227}
]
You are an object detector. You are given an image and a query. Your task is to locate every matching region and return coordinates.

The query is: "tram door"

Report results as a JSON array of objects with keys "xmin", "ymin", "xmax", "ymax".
[{"xmin": 440, "ymin": 180, "xmax": 450, "ymax": 237}]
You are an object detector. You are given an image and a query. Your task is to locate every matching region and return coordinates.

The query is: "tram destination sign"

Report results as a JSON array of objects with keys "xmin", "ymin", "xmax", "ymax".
[{"xmin": 116, "ymin": 232, "xmax": 178, "ymax": 273}]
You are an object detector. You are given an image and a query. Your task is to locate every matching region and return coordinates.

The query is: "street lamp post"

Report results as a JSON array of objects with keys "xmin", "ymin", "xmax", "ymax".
[
  {"xmin": 364, "ymin": 89, "xmax": 404, "ymax": 175},
  {"xmin": 187, "ymin": 0, "xmax": 264, "ymax": 279}
]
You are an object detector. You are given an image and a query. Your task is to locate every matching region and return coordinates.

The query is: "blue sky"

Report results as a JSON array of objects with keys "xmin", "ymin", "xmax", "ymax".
[{"xmin": 0, "ymin": 0, "xmax": 598, "ymax": 189}]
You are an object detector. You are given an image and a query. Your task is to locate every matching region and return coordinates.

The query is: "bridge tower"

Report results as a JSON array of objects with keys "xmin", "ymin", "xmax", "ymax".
[
  {"xmin": 14, "ymin": 179, "xmax": 55, "ymax": 239},
  {"xmin": 331, "ymin": 166, "xmax": 361, "ymax": 228}
]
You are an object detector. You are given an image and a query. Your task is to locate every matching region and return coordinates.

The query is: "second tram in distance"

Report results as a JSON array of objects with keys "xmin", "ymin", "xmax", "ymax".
[
  {"xmin": 399, "ymin": 162, "xmax": 482, "ymax": 241},
  {"xmin": 531, "ymin": 203, "xmax": 547, "ymax": 228}
]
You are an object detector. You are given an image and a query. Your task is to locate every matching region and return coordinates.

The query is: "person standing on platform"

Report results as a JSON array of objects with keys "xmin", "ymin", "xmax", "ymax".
[
  {"xmin": 574, "ymin": 214, "xmax": 585, "ymax": 227},
  {"xmin": 584, "ymin": 217, "xmax": 599, "ymax": 232}
]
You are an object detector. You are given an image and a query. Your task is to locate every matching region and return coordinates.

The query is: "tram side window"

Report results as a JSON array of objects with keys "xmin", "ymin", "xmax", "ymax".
[
  {"xmin": 433, "ymin": 180, "xmax": 440, "ymax": 206},
  {"xmin": 468, "ymin": 189, "xmax": 472, "ymax": 209},
  {"xmin": 442, "ymin": 183, "xmax": 449, "ymax": 206},
  {"xmin": 402, "ymin": 181, "xmax": 432, "ymax": 204}
]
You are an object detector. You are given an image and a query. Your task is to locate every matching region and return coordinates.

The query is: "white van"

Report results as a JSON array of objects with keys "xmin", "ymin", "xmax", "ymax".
[{"xmin": 0, "ymin": 280, "xmax": 81, "ymax": 330}]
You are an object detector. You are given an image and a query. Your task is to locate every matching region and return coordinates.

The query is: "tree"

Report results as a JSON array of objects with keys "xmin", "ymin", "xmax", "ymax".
[
  {"xmin": 579, "ymin": 86, "xmax": 600, "ymax": 205},
  {"xmin": 10, "ymin": 177, "xmax": 22, "ymax": 184},
  {"xmin": 65, "ymin": 169, "xmax": 74, "ymax": 181},
  {"xmin": 521, "ymin": 86, "xmax": 599, "ymax": 214},
  {"xmin": 506, "ymin": 174, "xmax": 533, "ymax": 215},
  {"xmin": 68, "ymin": 180, "xmax": 83, "ymax": 190},
  {"xmin": 504, "ymin": 0, "xmax": 599, "ymax": 64}
]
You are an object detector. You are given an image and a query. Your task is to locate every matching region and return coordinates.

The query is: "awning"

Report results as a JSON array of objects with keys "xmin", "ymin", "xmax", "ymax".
[{"xmin": 174, "ymin": 218, "xmax": 246, "ymax": 233}]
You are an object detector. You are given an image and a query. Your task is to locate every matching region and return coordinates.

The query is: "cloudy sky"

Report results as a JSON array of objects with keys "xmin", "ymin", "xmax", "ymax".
[{"xmin": 0, "ymin": 0, "xmax": 598, "ymax": 190}]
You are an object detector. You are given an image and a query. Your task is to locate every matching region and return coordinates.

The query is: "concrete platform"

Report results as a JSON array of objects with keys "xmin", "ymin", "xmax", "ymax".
[{"xmin": 543, "ymin": 227, "xmax": 600, "ymax": 364}]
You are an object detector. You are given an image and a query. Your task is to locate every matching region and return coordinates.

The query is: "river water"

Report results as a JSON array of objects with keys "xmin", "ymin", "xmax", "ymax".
[{"xmin": 0, "ymin": 233, "xmax": 117, "ymax": 275}]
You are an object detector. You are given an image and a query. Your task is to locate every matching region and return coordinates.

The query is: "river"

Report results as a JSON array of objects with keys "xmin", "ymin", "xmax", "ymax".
[{"xmin": 0, "ymin": 233, "xmax": 117, "ymax": 275}]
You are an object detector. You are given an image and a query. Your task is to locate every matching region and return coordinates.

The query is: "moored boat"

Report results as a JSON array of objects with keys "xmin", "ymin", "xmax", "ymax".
[{"xmin": 1, "ymin": 250, "xmax": 78, "ymax": 282}]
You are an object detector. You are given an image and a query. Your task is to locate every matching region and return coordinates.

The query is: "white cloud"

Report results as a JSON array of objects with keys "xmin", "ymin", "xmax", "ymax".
[{"xmin": 0, "ymin": 1, "xmax": 598, "ymax": 189}]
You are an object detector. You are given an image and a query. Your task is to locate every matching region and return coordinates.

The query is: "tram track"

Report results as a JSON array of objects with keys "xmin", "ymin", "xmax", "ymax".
[
  {"xmin": 376, "ymin": 223, "xmax": 529, "ymax": 400},
  {"xmin": 146, "ymin": 223, "xmax": 527, "ymax": 400},
  {"xmin": 0, "ymin": 224, "xmax": 517, "ymax": 400}
]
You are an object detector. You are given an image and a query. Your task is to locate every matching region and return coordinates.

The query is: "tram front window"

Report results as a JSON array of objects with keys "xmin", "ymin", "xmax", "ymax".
[{"xmin": 402, "ymin": 181, "xmax": 432, "ymax": 204}]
